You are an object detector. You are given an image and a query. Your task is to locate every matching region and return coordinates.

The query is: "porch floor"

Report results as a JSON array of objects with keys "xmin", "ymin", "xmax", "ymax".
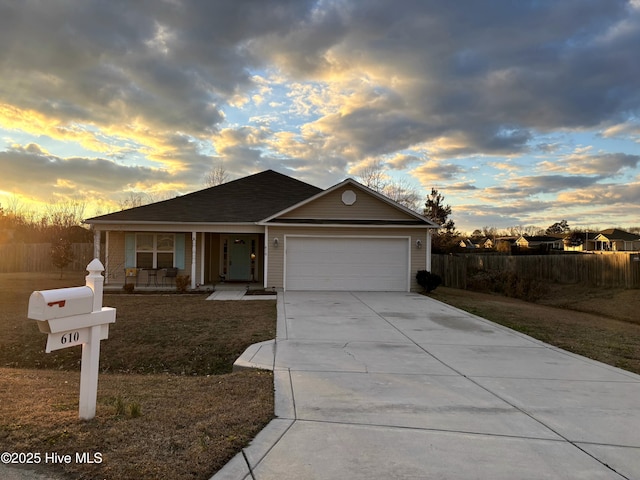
[{"xmin": 103, "ymin": 281, "xmax": 266, "ymax": 294}]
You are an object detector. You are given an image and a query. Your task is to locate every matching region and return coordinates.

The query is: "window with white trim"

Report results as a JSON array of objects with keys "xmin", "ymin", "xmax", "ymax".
[{"xmin": 136, "ymin": 234, "xmax": 175, "ymax": 268}]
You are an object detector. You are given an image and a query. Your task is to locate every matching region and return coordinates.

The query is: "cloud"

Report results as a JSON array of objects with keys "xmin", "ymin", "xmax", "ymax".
[
  {"xmin": 0, "ymin": 0, "xmax": 639, "ymax": 231},
  {"xmin": 0, "ymin": 144, "xmax": 173, "ymax": 202},
  {"xmin": 446, "ymin": 182, "xmax": 478, "ymax": 191},
  {"xmin": 558, "ymin": 181, "xmax": 640, "ymax": 205},
  {"xmin": 2, "ymin": 0, "xmax": 638, "ymax": 168},
  {"xmin": 602, "ymin": 121, "xmax": 640, "ymax": 141},
  {"xmin": 540, "ymin": 152, "xmax": 640, "ymax": 176},
  {"xmin": 386, "ymin": 154, "xmax": 422, "ymax": 170},
  {"xmin": 487, "ymin": 161, "xmax": 522, "ymax": 173},
  {"xmin": 0, "ymin": 0, "xmax": 318, "ymax": 139},
  {"xmin": 513, "ymin": 175, "xmax": 602, "ymax": 194},
  {"xmin": 254, "ymin": 0, "xmax": 639, "ymax": 160},
  {"xmin": 410, "ymin": 161, "xmax": 466, "ymax": 186}
]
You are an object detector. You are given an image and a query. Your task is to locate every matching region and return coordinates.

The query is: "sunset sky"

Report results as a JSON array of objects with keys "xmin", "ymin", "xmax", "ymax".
[{"xmin": 1, "ymin": 0, "xmax": 639, "ymax": 233}]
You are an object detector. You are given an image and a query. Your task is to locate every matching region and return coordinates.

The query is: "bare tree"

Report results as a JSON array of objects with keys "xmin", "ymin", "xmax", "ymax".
[
  {"xmin": 383, "ymin": 178, "xmax": 421, "ymax": 211},
  {"xmin": 357, "ymin": 160, "xmax": 421, "ymax": 211},
  {"xmin": 44, "ymin": 199, "xmax": 86, "ymax": 229},
  {"xmin": 51, "ymin": 237, "xmax": 74, "ymax": 278},
  {"xmin": 481, "ymin": 226, "xmax": 498, "ymax": 238},
  {"xmin": 204, "ymin": 162, "xmax": 229, "ymax": 187},
  {"xmin": 358, "ymin": 159, "xmax": 388, "ymax": 192},
  {"xmin": 118, "ymin": 192, "xmax": 154, "ymax": 211}
]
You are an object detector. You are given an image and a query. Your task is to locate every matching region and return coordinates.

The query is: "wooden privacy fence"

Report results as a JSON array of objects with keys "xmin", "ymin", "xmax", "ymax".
[
  {"xmin": 431, "ymin": 253, "xmax": 640, "ymax": 289},
  {"xmin": 0, "ymin": 243, "xmax": 94, "ymax": 273}
]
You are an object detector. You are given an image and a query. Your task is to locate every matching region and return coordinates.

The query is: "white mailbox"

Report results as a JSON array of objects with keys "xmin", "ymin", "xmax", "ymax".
[
  {"xmin": 28, "ymin": 286, "xmax": 94, "ymax": 333},
  {"xmin": 27, "ymin": 259, "xmax": 116, "ymax": 420}
]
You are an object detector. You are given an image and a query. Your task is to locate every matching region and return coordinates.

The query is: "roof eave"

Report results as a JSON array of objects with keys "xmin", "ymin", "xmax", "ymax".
[
  {"xmin": 85, "ymin": 220, "xmax": 262, "ymax": 230},
  {"xmin": 262, "ymin": 221, "xmax": 437, "ymax": 228}
]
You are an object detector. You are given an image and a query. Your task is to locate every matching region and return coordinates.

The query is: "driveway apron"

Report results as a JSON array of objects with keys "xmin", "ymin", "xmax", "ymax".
[{"xmin": 215, "ymin": 291, "xmax": 640, "ymax": 480}]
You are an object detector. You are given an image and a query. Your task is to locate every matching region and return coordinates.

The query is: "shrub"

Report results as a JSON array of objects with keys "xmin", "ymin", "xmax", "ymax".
[
  {"xmin": 175, "ymin": 275, "xmax": 190, "ymax": 293},
  {"xmin": 122, "ymin": 283, "xmax": 135, "ymax": 294},
  {"xmin": 416, "ymin": 270, "xmax": 442, "ymax": 293},
  {"xmin": 466, "ymin": 269, "xmax": 548, "ymax": 302}
]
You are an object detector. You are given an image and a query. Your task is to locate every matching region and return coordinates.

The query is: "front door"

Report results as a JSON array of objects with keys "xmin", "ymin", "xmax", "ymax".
[{"xmin": 228, "ymin": 237, "xmax": 252, "ymax": 280}]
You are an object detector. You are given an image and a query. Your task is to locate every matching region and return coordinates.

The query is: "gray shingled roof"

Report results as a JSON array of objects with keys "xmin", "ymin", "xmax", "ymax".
[
  {"xmin": 86, "ymin": 170, "xmax": 323, "ymax": 224},
  {"xmin": 597, "ymin": 228, "xmax": 640, "ymax": 242}
]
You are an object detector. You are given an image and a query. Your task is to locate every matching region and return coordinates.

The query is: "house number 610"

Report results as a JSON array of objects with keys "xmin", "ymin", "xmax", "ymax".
[{"xmin": 60, "ymin": 331, "xmax": 80, "ymax": 345}]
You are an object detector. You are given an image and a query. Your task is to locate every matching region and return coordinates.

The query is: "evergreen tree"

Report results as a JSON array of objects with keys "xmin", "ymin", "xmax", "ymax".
[{"xmin": 423, "ymin": 188, "xmax": 458, "ymax": 252}]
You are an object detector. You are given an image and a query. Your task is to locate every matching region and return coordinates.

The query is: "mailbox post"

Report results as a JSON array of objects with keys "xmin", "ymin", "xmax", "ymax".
[{"xmin": 28, "ymin": 259, "xmax": 116, "ymax": 420}]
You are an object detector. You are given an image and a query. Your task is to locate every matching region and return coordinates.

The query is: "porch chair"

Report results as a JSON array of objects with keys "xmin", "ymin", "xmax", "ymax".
[
  {"xmin": 163, "ymin": 267, "xmax": 178, "ymax": 286},
  {"xmin": 125, "ymin": 268, "xmax": 139, "ymax": 286}
]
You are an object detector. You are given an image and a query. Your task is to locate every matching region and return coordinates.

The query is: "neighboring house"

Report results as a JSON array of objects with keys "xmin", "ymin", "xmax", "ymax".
[
  {"xmin": 515, "ymin": 235, "xmax": 564, "ymax": 250},
  {"xmin": 563, "ymin": 231, "xmax": 596, "ymax": 252},
  {"xmin": 459, "ymin": 238, "xmax": 478, "ymax": 249},
  {"xmin": 494, "ymin": 236, "xmax": 517, "ymax": 251},
  {"xmin": 593, "ymin": 229, "xmax": 640, "ymax": 252},
  {"xmin": 85, "ymin": 170, "xmax": 440, "ymax": 292},
  {"xmin": 478, "ymin": 238, "xmax": 494, "ymax": 249}
]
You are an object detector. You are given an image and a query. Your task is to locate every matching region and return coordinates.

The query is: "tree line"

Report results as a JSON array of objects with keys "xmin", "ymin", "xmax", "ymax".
[
  {"xmin": 0, "ymin": 200, "xmax": 93, "ymax": 244},
  {"xmin": 0, "ymin": 200, "xmax": 94, "ymax": 276}
]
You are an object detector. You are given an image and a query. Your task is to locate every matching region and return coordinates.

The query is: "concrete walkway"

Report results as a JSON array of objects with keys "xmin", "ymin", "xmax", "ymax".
[
  {"xmin": 217, "ymin": 291, "xmax": 640, "ymax": 479},
  {"xmin": 206, "ymin": 284, "xmax": 277, "ymax": 301}
]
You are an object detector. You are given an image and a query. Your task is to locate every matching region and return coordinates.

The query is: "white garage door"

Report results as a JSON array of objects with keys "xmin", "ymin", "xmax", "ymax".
[{"xmin": 285, "ymin": 237, "xmax": 409, "ymax": 291}]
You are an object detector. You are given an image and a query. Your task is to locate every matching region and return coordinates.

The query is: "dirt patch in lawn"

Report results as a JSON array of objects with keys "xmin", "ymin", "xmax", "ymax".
[
  {"xmin": 0, "ymin": 272, "xmax": 276, "ymax": 479},
  {"xmin": 428, "ymin": 285, "xmax": 640, "ymax": 375}
]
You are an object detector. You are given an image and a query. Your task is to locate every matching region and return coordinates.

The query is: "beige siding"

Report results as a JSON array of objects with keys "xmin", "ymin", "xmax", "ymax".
[
  {"xmin": 278, "ymin": 185, "xmax": 416, "ymax": 221},
  {"xmin": 106, "ymin": 232, "xmax": 125, "ymax": 283},
  {"xmin": 206, "ymin": 233, "xmax": 221, "ymax": 283},
  {"xmin": 266, "ymin": 226, "xmax": 428, "ymax": 291}
]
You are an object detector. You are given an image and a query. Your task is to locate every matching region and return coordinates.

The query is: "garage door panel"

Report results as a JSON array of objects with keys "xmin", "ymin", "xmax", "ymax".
[{"xmin": 285, "ymin": 237, "xmax": 409, "ymax": 291}]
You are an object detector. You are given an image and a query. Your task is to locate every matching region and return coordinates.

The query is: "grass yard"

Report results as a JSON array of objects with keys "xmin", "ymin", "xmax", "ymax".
[
  {"xmin": 429, "ymin": 285, "xmax": 640, "ymax": 375},
  {"xmin": 0, "ymin": 272, "xmax": 276, "ymax": 479}
]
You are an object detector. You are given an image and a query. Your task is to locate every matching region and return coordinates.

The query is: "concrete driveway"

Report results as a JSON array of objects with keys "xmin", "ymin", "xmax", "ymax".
[{"xmin": 216, "ymin": 291, "xmax": 640, "ymax": 479}]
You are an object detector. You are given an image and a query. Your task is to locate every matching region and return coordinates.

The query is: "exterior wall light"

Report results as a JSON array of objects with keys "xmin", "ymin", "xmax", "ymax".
[
  {"xmin": 415, "ymin": 239, "xmax": 423, "ymax": 249},
  {"xmin": 273, "ymin": 237, "xmax": 279, "ymax": 247}
]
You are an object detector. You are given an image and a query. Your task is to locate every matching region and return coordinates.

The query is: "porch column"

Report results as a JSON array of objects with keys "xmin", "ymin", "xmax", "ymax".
[
  {"xmin": 93, "ymin": 229, "xmax": 100, "ymax": 260},
  {"xmin": 200, "ymin": 233, "xmax": 205, "ymax": 286},
  {"xmin": 105, "ymin": 231, "xmax": 110, "ymax": 285},
  {"xmin": 426, "ymin": 230, "xmax": 433, "ymax": 272},
  {"xmin": 191, "ymin": 231, "xmax": 197, "ymax": 289},
  {"xmin": 264, "ymin": 226, "xmax": 269, "ymax": 289}
]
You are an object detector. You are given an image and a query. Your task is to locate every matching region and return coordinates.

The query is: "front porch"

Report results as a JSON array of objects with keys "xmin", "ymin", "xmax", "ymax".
[
  {"xmin": 104, "ymin": 280, "xmax": 269, "ymax": 294},
  {"xmin": 99, "ymin": 230, "xmax": 265, "ymax": 289}
]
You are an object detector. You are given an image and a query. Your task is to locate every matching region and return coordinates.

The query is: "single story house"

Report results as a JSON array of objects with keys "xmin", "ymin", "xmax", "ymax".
[
  {"xmin": 515, "ymin": 235, "xmax": 564, "ymax": 250},
  {"xmin": 85, "ymin": 170, "xmax": 440, "ymax": 292},
  {"xmin": 563, "ymin": 232, "xmax": 596, "ymax": 252},
  {"xmin": 478, "ymin": 238, "xmax": 494, "ymax": 249},
  {"xmin": 593, "ymin": 229, "xmax": 640, "ymax": 252},
  {"xmin": 458, "ymin": 238, "xmax": 478, "ymax": 249}
]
